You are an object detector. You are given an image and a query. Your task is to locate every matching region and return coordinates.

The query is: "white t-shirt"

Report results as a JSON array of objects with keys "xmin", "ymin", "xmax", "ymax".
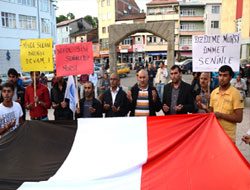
[{"xmin": 0, "ymin": 101, "xmax": 23, "ymax": 137}]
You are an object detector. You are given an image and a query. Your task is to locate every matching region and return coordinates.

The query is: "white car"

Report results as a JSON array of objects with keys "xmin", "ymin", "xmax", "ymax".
[{"xmin": 45, "ymin": 72, "xmax": 54, "ymax": 81}]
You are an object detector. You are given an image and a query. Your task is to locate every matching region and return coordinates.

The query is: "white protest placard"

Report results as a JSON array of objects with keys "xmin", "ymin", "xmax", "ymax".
[{"xmin": 192, "ymin": 33, "xmax": 241, "ymax": 72}]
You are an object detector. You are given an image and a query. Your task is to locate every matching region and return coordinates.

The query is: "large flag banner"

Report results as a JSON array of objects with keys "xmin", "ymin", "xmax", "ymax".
[
  {"xmin": 20, "ymin": 38, "xmax": 53, "ymax": 72},
  {"xmin": 0, "ymin": 114, "xmax": 249, "ymax": 190},
  {"xmin": 192, "ymin": 33, "xmax": 241, "ymax": 72},
  {"xmin": 64, "ymin": 75, "xmax": 78, "ymax": 113},
  {"xmin": 56, "ymin": 42, "xmax": 94, "ymax": 77}
]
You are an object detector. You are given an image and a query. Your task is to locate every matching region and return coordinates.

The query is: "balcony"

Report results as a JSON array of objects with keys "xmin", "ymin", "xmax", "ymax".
[
  {"xmin": 179, "ymin": 30, "xmax": 204, "ymax": 35},
  {"xmin": 180, "ymin": 16, "xmax": 204, "ymax": 21},
  {"xmin": 146, "ymin": 13, "xmax": 179, "ymax": 22}
]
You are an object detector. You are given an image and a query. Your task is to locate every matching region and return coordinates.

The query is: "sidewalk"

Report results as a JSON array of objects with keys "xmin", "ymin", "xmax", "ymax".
[{"xmin": 26, "ymin": 97, "xmax": 250, "ymax": 164}]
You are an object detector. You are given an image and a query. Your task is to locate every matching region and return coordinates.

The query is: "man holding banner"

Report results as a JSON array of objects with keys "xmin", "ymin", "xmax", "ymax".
[
  {"xmin": 198, "ymin": 66, "xmax": 244, "ymax": 143},
  {"xmin": 25, "ymin": 72, "xmax": 51, "ymax": 120}
]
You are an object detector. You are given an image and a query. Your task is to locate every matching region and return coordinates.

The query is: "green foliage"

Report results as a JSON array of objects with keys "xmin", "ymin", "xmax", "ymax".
[
  {"xmin": 56, "ymin": 12, "xmax": 75, "ymax": 24},
  {"xmin": 84, "ymin": 15, "xmax": 98, "ymax": 28}
]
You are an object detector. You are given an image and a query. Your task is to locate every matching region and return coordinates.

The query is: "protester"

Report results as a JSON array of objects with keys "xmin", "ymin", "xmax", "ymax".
[
  {"xmin": 51, "ymin": 74, "xmax": 73, "ymax": 120},
  {"xmin": 76, "ymin": 81, "xmax": 102, "ymax": 118},
  {"xmin": 0, "ymin": 82, "xmax": 23, "ymax": 137},
  {"xmin": 102, "ymin": 73, "xmax": 128, "ymax": 117},
  {"xmin": 0, "ymin": 68, "xmax": 26, "ymax": 120},
  {"xmin": 40, "ymin": 73, "xmax": 48, "ymax": 86},
  {"xmin": 211, "ymin": 72, "xmax": 219, "ymax": 89},
  {"xmin": 242, "ymin": 134, "xmax": 250, "ymax": 145},
  {"xmin": 98, "ymin": 73, "xmax": 110, "ymax": 100},
  {"xmin": 246, "ymin": 66, "xmax": 250, "ymax": 96},
  {"xmin": 197, "ymin": 65, "xmax": 244, "ymax": 143},
  {"xmin": 231, "ymin": 74, "xmax": 247, "ymax": 99},
  {"xmin": 25, "ymin": 71, "xmax": 51, "ymax": 120},
  {"xmin": 97, "ymin": 64, "xmax": 106, "ymax": 96},
  {"xmin": 147, "ymin": 63, "xmax": 155, "ymax": 86},
  {"xmin": 155, "ymin": 61, "xmax": 168, "ymax": 101},
  {"xmin": 127, "ymin": 69, "xmax": 161, "ymax": 116},
  {"xmin": 191, "ymin": 72, "xmax": 201, "ymax": 94},
  {"xmin": 17, "ymin": 73, "xmax": 23, "ymax": 87},
  {"xmin": 195, "ymin": 72, "xmax": 211, "ymax": 113},
  {"xmin": 79, "ymin": 74, "xmax": 89, "ymax": 99},
  {"xmin": 162, "ymin": 65, "xmax": 194, "ymax": 115},
  {"xmin": 89, "ymin": 72, "xmax": 98, "ymax": 97}
]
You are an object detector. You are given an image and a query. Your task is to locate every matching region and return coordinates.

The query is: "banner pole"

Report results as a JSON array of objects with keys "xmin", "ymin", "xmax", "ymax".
[
  {"xmin": 34, "ymin": 72, "xmax": 37, "ymax": 107},
  {"xmin": 75, "ymin": 75, "xmax": 80, "ymax": 109}
]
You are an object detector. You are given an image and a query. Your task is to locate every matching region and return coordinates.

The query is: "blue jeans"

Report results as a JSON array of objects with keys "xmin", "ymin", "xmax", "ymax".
[{"xmin": 156, "ymin": 83, "xmax": 165, "ymax": 102}]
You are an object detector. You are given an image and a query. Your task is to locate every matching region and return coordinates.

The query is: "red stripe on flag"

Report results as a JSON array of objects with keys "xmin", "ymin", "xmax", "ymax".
[{"xmin": 141, "ymin": 113, "xmax": 250, "ymax": 190}]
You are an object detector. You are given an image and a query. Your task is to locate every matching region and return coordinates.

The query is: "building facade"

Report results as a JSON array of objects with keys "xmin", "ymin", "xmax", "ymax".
[
  {"xmin": 98, "ymin": 0, "xmax": 140, "ymax": 65},
  {"xmin": 56, "ymin": 18, "xmax": 93, "ymax": 45},
  {"xmin": 221, "ymin": 0, "xmax": 250, "ymax": 60},
  {"xmin": 0, "ymin": 0, "xmax": 57, "ymax": 73}
]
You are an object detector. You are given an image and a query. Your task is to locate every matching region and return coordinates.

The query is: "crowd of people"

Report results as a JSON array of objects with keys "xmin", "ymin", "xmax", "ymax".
[{"xmin": 0, "ymin": 63, "xmax": 250, "ymax": 145}]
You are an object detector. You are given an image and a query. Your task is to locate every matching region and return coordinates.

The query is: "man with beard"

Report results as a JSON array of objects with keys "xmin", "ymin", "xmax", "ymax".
[
  {"xmin": 195, "ymin": 72, "xmax": 212, "ymax": 113},
  {"xmin": 25, "ymin": 71, "xmax": 51, "ymax": 120},
  {"xmin": 0, "ymin": 68, "xmax": 25, "ymax": 120},
  {"xmin": 162, "ymin": 65, "xmax": 194, "ymax": 115},
  {"xmin": 51, "ymin": 75, "xmax": 73, "ymax": 120},
  {"xmin": 0, "ymin": 82, "xmax": 23, "ymax": 137},
  {"xmin": 127, "ymin": 69, "xmax": 161, "ymax": 116},
  {"xmin": 76, "ymin": 81, "xmax": 102, "ymax": 118},
  {"xmin": 102, "ymin": 73, "xmax": 128, "ymax": 117},
  {"xmin": 198, "ymin": 65, "xmax": 244, "ymax": 143}
]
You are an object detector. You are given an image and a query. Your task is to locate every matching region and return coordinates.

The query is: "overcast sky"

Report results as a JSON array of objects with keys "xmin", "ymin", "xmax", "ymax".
[{"xmin": 56, "ymin": 0, "xmax": 150, "ymax": 18}]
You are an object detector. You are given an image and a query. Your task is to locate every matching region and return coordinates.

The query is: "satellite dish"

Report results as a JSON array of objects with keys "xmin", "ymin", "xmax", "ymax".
[
  {"xmin": 128, "ymin": 5, "xmax": 131, "ymax": 10},
  {"xmin": 124, "ymin": 10, "xmax": 127, "ymax": 14}
]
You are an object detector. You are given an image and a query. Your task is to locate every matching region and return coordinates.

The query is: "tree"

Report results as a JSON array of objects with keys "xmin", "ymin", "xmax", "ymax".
[
  {"xmin": 56, "ymin": 12, "xmax": 75, "ymax": 24},
  {"xmin": 67, "ymin": 12, "xmax": 75, "ymax": 20},
  {"xmin": 84, "ymin": 15, "xmax": 98, "ymax": 28},
  {"xmin": 56, "ymin": 15, "xmax": 68, "ymax": 23}
]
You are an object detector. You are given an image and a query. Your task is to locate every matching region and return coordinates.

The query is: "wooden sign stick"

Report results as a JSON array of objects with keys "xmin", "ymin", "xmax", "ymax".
[
  {"xmin": 75, "ymin": 75, "xmax": 80, "ymax": 109},
  {"xmin": 34, "ymin": 72, "xmax": 37, "ymax": 107}
]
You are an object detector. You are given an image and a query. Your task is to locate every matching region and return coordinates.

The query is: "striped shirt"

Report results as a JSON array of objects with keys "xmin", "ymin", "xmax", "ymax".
[{"xmin": 135, "ymin": 88, "xmax": 149, "ymax": 116}]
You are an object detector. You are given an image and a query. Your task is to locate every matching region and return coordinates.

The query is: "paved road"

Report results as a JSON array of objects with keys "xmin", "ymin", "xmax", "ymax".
[{"xmin": 27, "ymin": 70, "xmax": 250, "ymax": 163}]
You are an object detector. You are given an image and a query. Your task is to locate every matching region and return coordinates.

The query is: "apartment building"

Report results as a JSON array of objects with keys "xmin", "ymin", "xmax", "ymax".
[{"xmin": 0, "ymin": 0, "xmax": 57, "ymax": 72}]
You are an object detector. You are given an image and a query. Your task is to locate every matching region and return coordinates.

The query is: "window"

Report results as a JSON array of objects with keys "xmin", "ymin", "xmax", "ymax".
[
  {"xmin": 153, "ymin": 37, "xmax": 157, "ymax": 43},
  {"xmin": 160, "ymin": 8, "xmax": 164, "ymax": 14},
  {"xmin": 66, "ymin": 26, "xmax": 68, "ymax": 32},
  {"xmin": 180, "ymin": 36, "xmax": 192, "ymax": 45},
  {"xmin": 122, "ymin": 37, "xmax": 133, "ymax": 45},
  {"xmin": 102, "ymin": 13, "xmax": 106, "ymax": 21},
  {"xmin": 93, "ymin": 44, "xmax": 97, "ymax": 51},
  {"xmin": 101, "ymin": 0, "xmax": 105, "ymax": 7},
  {"xmin": 19, "ymin": 15, "xmax": 36, "ymax": 29},
  {"xmin": 107, "ymin": 0, "xmax": 110, "ymax": 6},
  {"xmin": 17, "ymin": 0, "xmax": 36, "ymax": 7},
  {"xmin": 180, "ymin": 23, "xmax": 195, "ymax": 31},
  {"xmin": 40, "ymin": 0, "xmax": 49, "ymax": 12},
  {"xmin": 2, "ymin": 0, "xmax": 15, "ymax": 3},
  {"xmin": 212, "ymin": 6, "xmax": 220, "ymax": 14},
  {"xmin": 102, "ymin": 27, "xmax": 106, "ymax": 34},
  {"xmin": 107, "ymin": 12, "xmax": 111, "ymax": 20},
  {"xmin": 236, "ymin": 18, "xmax": 242, "ymax": 32},
  {"xmin": 147, "ymin": 36, "xmax": 152, "ymax": 43},
  {"xmin": 41, "ymin": 18, "xmax": 50, "ymax": 33},
  {"xmin": 211, "ymin": 21, "xmax": 219, "ymax": 28},
  {"xmin": 1, "ymin": 12, "xmax": 16, "ymax": 28},
  {"xmin": 180, "ymin": 9, "xmax": 195, "ymax": 16}
]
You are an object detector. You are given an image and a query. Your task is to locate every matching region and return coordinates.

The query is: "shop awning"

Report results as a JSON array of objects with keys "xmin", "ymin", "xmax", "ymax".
[{"xmin": 147, "ymin": 52, "xmax": 167, "ymax": 56}]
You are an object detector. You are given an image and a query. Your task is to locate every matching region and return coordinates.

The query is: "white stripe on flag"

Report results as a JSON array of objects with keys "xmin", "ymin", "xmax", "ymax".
[
  {"xmin": 19, "ymin": 117, "xmax": 148, "ymax": 190},
  {"xmin": 64, "ymin": 75, "xmax": 77, "ymax": 113}
]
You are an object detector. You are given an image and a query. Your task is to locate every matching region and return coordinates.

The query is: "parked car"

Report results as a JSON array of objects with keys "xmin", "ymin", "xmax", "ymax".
[
  {"xmin": 134, "ymin": 62, "xmax": 145, "ymax": 70},
  {"xmin": 107, "ymin": 64, "xmax": 130, "ymax": 77},
  {"xmin": 118, "ymin": 63, "xmax": 130, "ymax": 74},
  {"xmin": 175, "ymin": 59, "xmax": 192, "ymax": 66},
  {"xmin": 181, "ymin": 60, "xmax": 193, "ymax": 74},
  {"xmin": 45, "ymin": 72, "xmax": 54, "ymax": 81},
  {"xmin": 20, "ymin": 72, "xmax": 32, "ymax": 87},
  {"xmin": 152, "ymin": 60, "xmax": 167, "ymax": 69},
  {"xmin": 0, "ymin": 74, "xmax": 8, "ymax": 85}
]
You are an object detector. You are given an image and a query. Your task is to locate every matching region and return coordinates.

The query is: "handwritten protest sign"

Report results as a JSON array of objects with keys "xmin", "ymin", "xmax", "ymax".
[
  {"xmin": 56, "ymin": 42, "xmax": 94, "ymax": 76},
  {"xmin": 20, "ymin": 38, "xmax": 53, "ymax": 71},
  {"xmin": 192, "ymin": 33, "xmax": 241, "ymax": 72}
]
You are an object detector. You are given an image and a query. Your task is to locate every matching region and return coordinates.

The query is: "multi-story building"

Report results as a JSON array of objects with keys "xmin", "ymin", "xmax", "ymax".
[
  {"xmin": 0, "ymin": 0, "xmax": 57, "ymax": 73},
  {"xmin": 146, "ymin": 0, "xmax": 179, "ymax": 62},
  {"xmin": 221, "ymin": 0, "xmax": 249, "ymax": 60},
  {"xmin": 56, "ymin": 18, "xmax": 92, "ymax": 45},
  {"xmin": 116, "ymin": 13, "xmax": 146, "ymax": 63},
  {"xmin": 98, "ymin": 0, "xmax": 140, "ymax": 65},
  {"xmin": 179, "ymin": 2, "xmax": 205, "ymax": 58}
]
